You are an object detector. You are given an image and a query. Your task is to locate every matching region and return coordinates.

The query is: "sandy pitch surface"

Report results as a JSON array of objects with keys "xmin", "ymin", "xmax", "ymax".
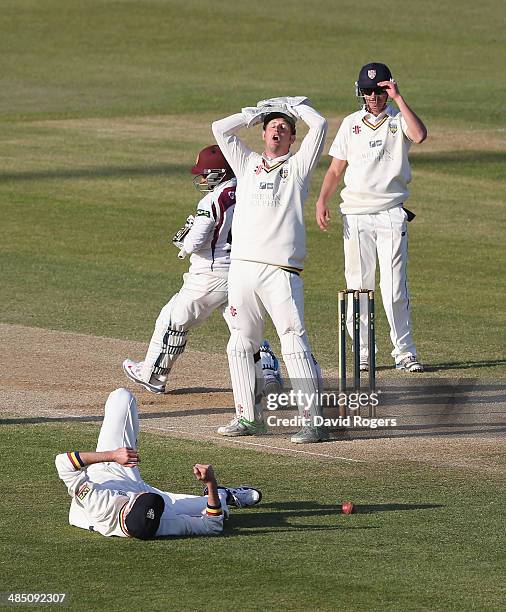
[{"xmin": 1, "ymin": 324, "xmax": 504, "ymax": 473}]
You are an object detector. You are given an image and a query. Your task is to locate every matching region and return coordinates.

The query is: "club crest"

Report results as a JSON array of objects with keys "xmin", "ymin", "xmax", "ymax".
[
  {"xmin": 389, "ymin": 123, "xmax": 398, "ymax": 134},
  {"xmin": 280, "ymin": 166, "xmax": 289, "ymax": 179},
  {"xmin": 367, "ymin": 69, "xmax": 376, "ymax": 79}
]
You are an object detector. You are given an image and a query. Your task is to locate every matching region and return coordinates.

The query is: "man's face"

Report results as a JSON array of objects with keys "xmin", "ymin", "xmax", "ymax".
[
  {"xmin": 262, "ymin": 118, "xmax": 295, "ymax": 158},
  {"xmin": 362, "ymin": 88, "xmax": 389, "ymax": 116}
]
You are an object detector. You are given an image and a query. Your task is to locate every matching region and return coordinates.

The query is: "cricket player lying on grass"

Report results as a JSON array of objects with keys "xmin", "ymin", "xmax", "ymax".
[{"xmin": 55, "ymin": 388, "xmax": 261, "ymax": 539}]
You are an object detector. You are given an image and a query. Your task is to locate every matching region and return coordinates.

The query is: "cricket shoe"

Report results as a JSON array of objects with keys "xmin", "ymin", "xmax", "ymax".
[
  {"xmin": 122, "ymin": 359, "xmax": 166, "ymax": 394},
  {"xmin": 217, "ymin": 416, "xmax": 266, "ymax": 437},
  {"xmin": 291, "ymin": 426, "xmax": 329, "ymax": 444},
  {"xmin": 260, "ymin": 340, "xmax": 284, "ymax": 396},
  {"xmin": 204, "ymin": 485, "xmax": 262, "ymax": 508},
  {"xmin": 396, "ymin": 356, "xmax": 424, "ymax": 373},
  {"xmin": 360, "ymin": 358, "xmax": 369, "ymax": 372}
]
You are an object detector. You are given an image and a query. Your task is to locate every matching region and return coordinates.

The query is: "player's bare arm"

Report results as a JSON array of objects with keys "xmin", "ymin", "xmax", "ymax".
[
  {"xmin": 73, "ymin": 448, "xmax": 140, "ymax": 468},
  {"xmin": 315, "ymin": 157, "xmax": 347, "ymax": 230},
  {"xmin": 378, "ymin": 80, "xmax": 427, "ymax": 144},
  {"xmin": 193, "ymin": 463, "xmax": 220, "ymax": 508}
]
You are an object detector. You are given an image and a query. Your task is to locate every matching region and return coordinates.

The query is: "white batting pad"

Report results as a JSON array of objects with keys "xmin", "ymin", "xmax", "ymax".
[
  {"xmin": 227, "ymin": 331, "xmax": 263, "ymax": 423},
  {"xmin": 281, "ymin": 332, "xmax": 322, "ymax": 419}
]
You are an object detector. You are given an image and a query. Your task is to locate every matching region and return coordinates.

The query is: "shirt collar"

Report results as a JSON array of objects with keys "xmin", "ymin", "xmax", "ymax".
[
  {"xmin": 262, "ymin": 151, "xmax": 291, "ymax": 167},
  {"xmin": 360, "ymin": 104, "xmax": 393, "ymax": 124}
]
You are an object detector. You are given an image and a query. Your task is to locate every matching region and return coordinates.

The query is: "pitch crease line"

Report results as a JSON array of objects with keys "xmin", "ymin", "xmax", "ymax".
[{"xmin": 145, "ymin": 424, "xmax": 365, "ymax": 463}]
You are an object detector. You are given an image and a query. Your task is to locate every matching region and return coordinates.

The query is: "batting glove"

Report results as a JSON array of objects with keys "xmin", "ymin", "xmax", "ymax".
[{"xmin": 172, "ymin": 215, "xmax": 194, "ymax": 249}]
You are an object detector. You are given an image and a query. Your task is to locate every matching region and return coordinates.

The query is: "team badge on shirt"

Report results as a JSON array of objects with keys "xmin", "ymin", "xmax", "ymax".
[
  {"xmin": 280, "ymin": 166, "xmax": 289, "ymax": 179},
  {"xmin": 353, "ymin": 125, "xmax": 361, "ymax": 134},
  {"xmin": 389, "ymin": 123, "xmax": 398, "ymax": 134},
  {"xmin": 76, "ymin": 484, "xmax": 91, "ymax": 500}
]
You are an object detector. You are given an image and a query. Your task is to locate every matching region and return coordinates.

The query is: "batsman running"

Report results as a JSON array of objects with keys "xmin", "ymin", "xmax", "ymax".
[
  {"xmin": 316, "ymin": 63, "xmax": 427, "ymax": 373},
  {"xmin": 212, "ymin": 96, "xmax": 328, "ymax": 443},
  {"xmin": 123, "ymin": 145, "xmax": 283, "ymax": 396}
]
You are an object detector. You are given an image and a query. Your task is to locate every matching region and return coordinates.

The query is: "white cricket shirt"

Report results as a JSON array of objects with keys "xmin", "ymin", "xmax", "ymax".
[
  {"xmin": 212, "ymin": 104, "xmax": 327, "ymax": 271},
  {"xmin": 329, "ymin": 105, "xmax": 413, "ymax": 214}
]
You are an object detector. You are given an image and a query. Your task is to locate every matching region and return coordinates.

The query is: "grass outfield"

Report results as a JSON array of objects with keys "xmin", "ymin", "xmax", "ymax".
[
  {"xmin": 0, "ymin": 1, "xmax": 505, "ymax": 610},
  {"xmin": 1, "ymin": 422, "xmax": 504, "ymax": 611},
  {"xmin": 0, "ymin": 0, "xmax": 505, "ymax": 376}
]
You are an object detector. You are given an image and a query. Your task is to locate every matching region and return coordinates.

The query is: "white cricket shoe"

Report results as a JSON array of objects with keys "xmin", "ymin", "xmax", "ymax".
[
  {"xmin": 217, "ymin": 416, "xmax": 266, "ymax": 437},
  {"xmin": 205, "ymin": 485, "xmax": 262, "ymax": 508},
  {"xmin": 291, "ymin": 426, "xmax": 329, "ymax": 444},
  {"xmin": 396, "ymin": 356, "xmax": 424, "ymax": 373},
  {"xmin": 122, "ymin": 359, "xmax": 166, "ymax": 394}
]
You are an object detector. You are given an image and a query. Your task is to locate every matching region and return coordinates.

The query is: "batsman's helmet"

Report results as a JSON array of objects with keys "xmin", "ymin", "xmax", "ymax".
[{"xmin": 191, "ymin": 144, "xmax": 234, "ymax": 193}]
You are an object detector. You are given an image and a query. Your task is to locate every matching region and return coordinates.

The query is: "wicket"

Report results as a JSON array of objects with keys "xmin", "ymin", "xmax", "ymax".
[{"xmin": 338, "ymin": 289, "xmax": 376, "ymax": 418}]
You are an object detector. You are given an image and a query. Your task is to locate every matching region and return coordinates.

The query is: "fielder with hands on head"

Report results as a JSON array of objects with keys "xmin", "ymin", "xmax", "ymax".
[
  {"xmin": 212, "ymin": 96, "xmax": 328, "ymax": 444},
  {"xmin": 122, "ymin": 144, "xmax": 283, "ymax": 396},
  {"xmin": 316, "ymin": 63, "xmax": 427, "ymax": 372},
  {"xmin": 55, "ymin": 388, "xmax": 262, "ymax": 539}
]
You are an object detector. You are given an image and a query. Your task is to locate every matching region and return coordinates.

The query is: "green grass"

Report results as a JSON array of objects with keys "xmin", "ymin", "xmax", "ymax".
[
  {"xmin": 0, "ymin": 421, "xmax": 504, "ymax": 611},
  {"xmin": 0, "ymin": 2, "xmax": 505, "ymax": 609}
]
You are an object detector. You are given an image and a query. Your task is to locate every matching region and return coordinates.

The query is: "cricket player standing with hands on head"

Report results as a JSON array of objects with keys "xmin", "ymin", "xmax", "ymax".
[
  {"xmin": 316, "ymin": 63, "xmax": 427, "ymax": 372},
  {"xmin": 212, "ymin": 96, "xmax": 328, "ymax": 444}
]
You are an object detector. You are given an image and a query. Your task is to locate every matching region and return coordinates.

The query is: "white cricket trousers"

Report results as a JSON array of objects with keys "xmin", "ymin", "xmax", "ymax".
[
  {"xmin": 90, "ymin": 388, "xmax": 228, "ymax": 532},
  {"xmin": 342, "ymin": 207, "xmax": 417, "ymax": 362},
  {"xmin": 226, "ymin": 260, "xmax": 320, "ymax": 421},
  {"xmin": 141, "ymin": 271, "xmax": 229, "ymax": 382}
]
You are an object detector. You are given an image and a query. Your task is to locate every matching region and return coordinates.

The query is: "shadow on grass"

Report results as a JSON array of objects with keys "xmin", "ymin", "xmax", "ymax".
[
  {"xmin": 212, "ymin": 501, "xmax": 443, "ymax": 535},
  {"xmin": 166, "ymin": 386, "xmax": 232, "ymax": 395},
  {"xmin": 424, "ymin": 359, "xmax": 506, "ymax": 372},
  {"xmin": 375, "ymin": 359, "xmax": 506, "ymax": 372},
  {"xmin": 0, "ymin": 163, "xmax": 188, "ymax": 182},
  {"xmin": 0, "ymin": 405, "xmax": 230, "ymax": 426},
  {"xmin": 411, "ymin": 150, "xmax": 506, "ymax": 178}
]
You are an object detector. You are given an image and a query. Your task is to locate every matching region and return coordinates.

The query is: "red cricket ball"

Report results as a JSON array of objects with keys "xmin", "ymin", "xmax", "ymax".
[{"xmin": 341, "ymin": 501, "xmax": 355, "ymax": 515}]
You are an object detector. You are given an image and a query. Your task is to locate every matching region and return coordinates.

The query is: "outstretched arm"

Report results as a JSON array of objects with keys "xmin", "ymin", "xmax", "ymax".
[
  {"xmin": 378, "ymin": 80, "xmax": 427, "ymax": 144},
  {"xmin": 315, "ymin": 157, "xmax": 347, "ymax": 230}
]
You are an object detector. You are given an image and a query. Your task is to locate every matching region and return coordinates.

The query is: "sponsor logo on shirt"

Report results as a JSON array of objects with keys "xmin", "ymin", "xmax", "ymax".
[
  {"xmin": 196, "ymin": 209, "xmax": 211, "ymax": 218},
  {"xmin": 353, "ymin": 125, "xmax": 361, "ymax": 134},
  {"xmin": 229, "ymin": 306, "xmax": 237, "ymax": 317},
  {"xmin": 259, "ymin": 182, "xmax": 274, "ymax": 190},
  {"xmin": 255, "ymin": 164, "xmax": 263, "ymax": 175},
  {"xmin": 369, "ymin": 139, "xmax": 382, "ymax": 148}
]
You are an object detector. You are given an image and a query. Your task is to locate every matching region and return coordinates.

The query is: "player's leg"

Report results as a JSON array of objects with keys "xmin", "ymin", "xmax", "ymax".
[
  {"xmin": 147, "ymin": 488, "xmax": 230, "ymax": 517},
  {"xmin": 223, "ymin": 309, "xmax": 282, "ymax": 398},
  {"xmin": 92, "ymin": 388, "xmax": 143, "ymax": 483},
  {"xmin": 259, "ymin": 266, "xmax": 327, "ymax": 443},
  {"xmin": 219, "ymin": 260, "xmax": 266, "ymax": 436},
  {"xmin": 376, "ymin": 207, "xmax": 422, "ymax": 370},
  {"xmin": 123, "ymin": 273, "xmax": 228, "ymax": 392},
  {"xmin": 343, "ymin": 213, "xmax": 376, "ymax": 367}
]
